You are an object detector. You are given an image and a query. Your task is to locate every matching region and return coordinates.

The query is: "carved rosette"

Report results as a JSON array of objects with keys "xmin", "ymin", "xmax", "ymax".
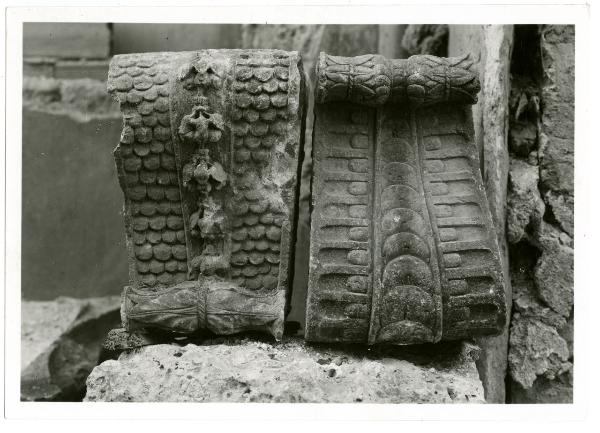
[
  {"xmin": 307, "ymin": 52, "xmax": 505, "ymax": 345},
  {"xmin": 109, "ymin": 50, "xmax": 305, "ymax": 340}
]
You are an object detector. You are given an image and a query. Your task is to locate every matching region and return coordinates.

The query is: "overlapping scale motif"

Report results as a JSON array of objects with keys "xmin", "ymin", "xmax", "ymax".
[
  {"xmin": 375, "ymin": 108, "xmax": 442, "ymax": 344},
  {"xmin": 110, "ymin": 49, "xmax": 303, "ymax": 340},
  {"xmin": 109, "ymin": 54, "xmax": 188, "ymax": 288},
  {"xmin": 228, "ymin": 52, "xmax": 292, "ymax": 290}
]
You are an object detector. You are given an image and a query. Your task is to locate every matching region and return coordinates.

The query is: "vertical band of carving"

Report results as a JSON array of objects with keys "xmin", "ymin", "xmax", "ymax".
[
  {"xmin": 368, "ymin": 106, "xmax": 443, "ymax": 345},
  {"xmin": 108, "ymin": 53, "xmax": 188, "ymax": 289}
]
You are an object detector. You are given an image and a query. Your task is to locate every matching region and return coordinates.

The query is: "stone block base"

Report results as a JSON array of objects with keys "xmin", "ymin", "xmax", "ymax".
[{"xmin": 85, "ymin": 337, "xmax": 484, "ymax": 403}]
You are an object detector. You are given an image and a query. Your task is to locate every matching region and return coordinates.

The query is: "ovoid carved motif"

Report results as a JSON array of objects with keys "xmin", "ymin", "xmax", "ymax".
[
  {"xmin": 108, "ymin": 50, "xmax": 306, "ymax": 340},
  {"xmin": 306, "ymin": 52, "xmax": 506, "ymax": 344}
]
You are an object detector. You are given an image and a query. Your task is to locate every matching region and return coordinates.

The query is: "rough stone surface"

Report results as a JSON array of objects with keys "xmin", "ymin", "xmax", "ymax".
[
  {"xmin": 509, "ymin": 371, "xmax": 573, "ymax": 403},
  {"xmin": 508, "ymin": 317, "xmax": 571, "ymax": 389},
  {"xmin": 85, "ymin": 337, "xmax": 484, "ymax": 403},
  {"xmin": 533, "ymin": 223, "xmax": 574, "ymax": 317},
  {"xmin": 538, "ymin": 25, "xmax": 574, "ymax": 240},
  {"xmin": 402, "ymin": 24, "xmax": 448, "ymax": 57},
  {"xmin": 448, "ymin": 24, "xmax": 514, "ymax": 403},
  {"xmin": 506, "ymin": 159, "xmax": 545, "ymax": 244},
  {"xmin": 506, "ymin": 25, "xmax": 574, "ymax": 403},
  {"xmin": 21, "ymin": 296, "xmax": 120, "ymax": 401}
]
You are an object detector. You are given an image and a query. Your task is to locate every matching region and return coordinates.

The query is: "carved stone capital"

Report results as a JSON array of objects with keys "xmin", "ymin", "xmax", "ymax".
[
  {"xmin": 307, "ymin": 51, "xmax": 506, "ymax": 345},
  {"xmin": 108, "ymin": 49, "xmax": 305, "ymax": 340}
]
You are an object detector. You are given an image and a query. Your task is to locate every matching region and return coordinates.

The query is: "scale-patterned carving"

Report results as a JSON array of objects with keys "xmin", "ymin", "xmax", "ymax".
[
  {"xmin": 228, "ymin": 52, "xmax": 292, "ymax": 290},
  {"xmin": 109, "ymin": 50, "xmax": 305, "ymax": 340},
  {"xmin": 109, "ymin": 54, "xmax": 188, "ymax": 288},
  {"xmin": 370, "ymin": 106, "xmax": 442, "ymax": 344}
]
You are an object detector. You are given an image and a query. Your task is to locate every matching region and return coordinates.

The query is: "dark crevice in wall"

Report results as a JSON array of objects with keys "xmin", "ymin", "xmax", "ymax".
[{"xmin": 506, "ymin": 24, "xmax": 573, "ymax": 403}]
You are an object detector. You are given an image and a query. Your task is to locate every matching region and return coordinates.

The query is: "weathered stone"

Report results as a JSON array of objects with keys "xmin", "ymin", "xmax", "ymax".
[
  {"xmin": 21, "ymin": 296, "xmax": 120, "ymax": 401},
  {"xmin": 533, "ymin": 223, "xmax": 574, "ymax": 317},
  {"xmin": 510, "ymin": 371, "xmax": 573, "ymax": 403},
  {"xmin": 512, "ymin": 287, "xmax": 566, "ymax": 331},
  {"xmin": 506, "ymin": 159, "xmax": 545, "ymax": 244},
  {"xmin": 109, "ymin": 50, "xmax": 305, "ymax": 340},
  {"xmin": 241, "ymin": 25, "xmax": 384, "ymax": 332},
  {"xmin": 538, "ymin": 24, "xmax": 574, "ymax": 231},
  {"xmin": 507, "ymin": 226, "xmax": 572, "ymax": 397},
  {"xmin": 448, "ymin": 24, "xmax": 514, "ymax": 403},
  {"xmin": 508, "ymin": 316, "xmax": 571, "ymax": 390},
  {"xmin": 85, "ymin": 337, "xmax": 484, "ymax": 403},
  {"xmin": 544, "ymin": 191, "xmax": 574, "ymax": 238},
  {"xmin": 306, "ymin": 52, "xmax": 506, "ymax": 345},
  {"xmin": 402, "ymin": 25, "xmax": 449, "ymax": 57}
]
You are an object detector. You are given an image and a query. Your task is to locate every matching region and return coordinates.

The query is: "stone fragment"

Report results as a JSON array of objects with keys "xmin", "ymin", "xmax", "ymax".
[
  {"xmin": 508, "ymin": 316, "xmax": 571, "ymax": 389},
  {"xmin": 21, "ymin": 296, "xmax": 120, "ymax": 401},
  {"xmin": 306, "ymin": 52, "xmax": 506, "ymax": 345},
  {"xmin": 109, "ymin": 49, "xmax": 305, "ymax": 340},
  {"xmin": 509, "ymin": 371, "xmax": 573, "ymax": 404},
  {"xmin": 537, "ymin": 24, "xmax": 574, "ymax": 241},
  {"xmin": 543, "ymin": 191, "xmax": 574, "ymax": 238},
  {"xmin": 533, "ymin": 223, "xmax": 574, "ymax": 317},
  {"xmin": 506, "ymin": 159, "xmax": 545, "ymax": 244},
  {"xmin": 85, "ymin": 337, "xmax": 484, "ymax": 403}
]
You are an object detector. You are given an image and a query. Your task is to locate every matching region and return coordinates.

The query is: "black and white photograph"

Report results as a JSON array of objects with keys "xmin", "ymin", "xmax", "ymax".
[{"xmin": 2, "ymin": 0, "xmax": 595, "ymax": 429}]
